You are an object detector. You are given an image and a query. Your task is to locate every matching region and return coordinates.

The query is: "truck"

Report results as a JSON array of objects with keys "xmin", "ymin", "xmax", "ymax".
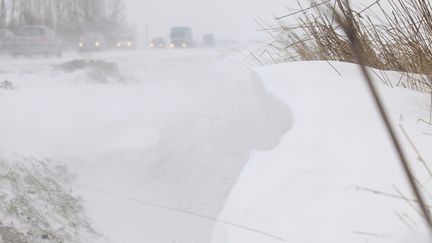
[
  {"xmin": 9, "ymin": 25, "xmax": 62, "ymax": 57},
  {"xmin": 170, "ymin": 27, "xmax": 193, "ymax": 48}
]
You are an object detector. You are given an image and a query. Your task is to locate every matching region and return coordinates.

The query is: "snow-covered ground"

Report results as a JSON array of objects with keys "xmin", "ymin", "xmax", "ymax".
[
  {"xmin": 0, "ymin": 48, "xmax": 291, "ymax": 242},
  {"xmin": 212, "ymin": 61, "xmax": 432, "ymax": 243},
  {"xmin": 1, "ymin": 49, "xmax": 431, "ymax": 242}
]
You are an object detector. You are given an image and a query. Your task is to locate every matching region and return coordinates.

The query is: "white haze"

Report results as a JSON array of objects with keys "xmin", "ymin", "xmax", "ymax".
[
  {"xmin": 125, "ymin": 0, "xmax": 289, "ymax": 42},
  {"xmin": 125, "ymin": 0, "xmax": 388, "ymax": 43}
]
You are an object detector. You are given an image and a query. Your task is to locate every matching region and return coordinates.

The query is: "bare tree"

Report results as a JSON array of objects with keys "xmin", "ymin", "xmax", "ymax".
[{"xmin": 0, "ymin": 0, "xmax": 131, "ymax": 46}]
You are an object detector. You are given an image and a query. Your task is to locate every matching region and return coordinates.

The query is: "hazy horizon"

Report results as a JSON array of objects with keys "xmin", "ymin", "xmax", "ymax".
[{"xmin": 125, "ymin": 0, "xmax": 290, "ymax": 43}]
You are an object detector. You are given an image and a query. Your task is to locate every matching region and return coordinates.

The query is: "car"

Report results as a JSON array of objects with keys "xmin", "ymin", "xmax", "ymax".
[
  {"xmin": 115, "ymin": 34, "xmax": 136, "ymax": 49},
  {"xmin": 0, "ymin": 29, "xmax": 14, "ymax": 51},
  {"xmin": 9, "ymin": 25, "xmax": 62, "ymax": 57},
  {"xmin": 78, "ymin": 32, "xmax": 107, "ymax": 52},
  {"xmin": 149, "ymin": 37, "xmax": 166, "ymax": 48}
]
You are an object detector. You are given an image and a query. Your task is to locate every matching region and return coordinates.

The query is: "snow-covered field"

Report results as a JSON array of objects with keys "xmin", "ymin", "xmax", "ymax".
[
  {"xmin": 0, "ymin": 48, "xmax": 291, "ymax": 242},
  {"xmin": 0, "ymin": 49, "xmax": 431, "ymax": 242}
]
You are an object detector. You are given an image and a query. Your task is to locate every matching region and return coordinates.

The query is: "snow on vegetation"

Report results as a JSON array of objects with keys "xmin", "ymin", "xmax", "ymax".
[
  {"xmin": 54, "ymin": 59, "xmax": 125, "ymax": 83},
  {"xmin": 0, "ymin": 152, "xmax": 97, "ymax": 243}
]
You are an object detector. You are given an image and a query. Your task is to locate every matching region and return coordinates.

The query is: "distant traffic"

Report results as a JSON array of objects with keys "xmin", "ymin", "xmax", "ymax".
[
  {"xmin": 0, "ymin": 25, "xmax": 218, "ymax": 58},
  {"xmin": 149, "ymin": 27, "xmax": 215, "ymax": 49}
]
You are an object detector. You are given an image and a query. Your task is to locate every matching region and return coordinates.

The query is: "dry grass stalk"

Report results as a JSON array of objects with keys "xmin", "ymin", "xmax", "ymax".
[
  {"xmin": 331, "ymin": 0, "xmax": 432, "ymax": 232},
  {"xmin": 264, "ymin": 0, "xmax": 432, "ymax": 92}
]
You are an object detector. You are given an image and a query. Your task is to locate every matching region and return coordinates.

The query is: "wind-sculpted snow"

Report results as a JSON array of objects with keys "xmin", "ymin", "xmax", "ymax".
[
  {"xmin": 212, "ymin": 61, "xmax": 432, "ymax": 243},
  {"xmin": 0, "ymin": 49, "xmax": 293, "ymax": 243}
]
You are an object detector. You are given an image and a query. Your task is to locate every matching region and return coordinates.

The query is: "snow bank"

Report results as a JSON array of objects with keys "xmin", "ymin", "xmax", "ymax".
[{"xmin": 212, "ymin": 61, "xmax": 432, "ymax": 243}]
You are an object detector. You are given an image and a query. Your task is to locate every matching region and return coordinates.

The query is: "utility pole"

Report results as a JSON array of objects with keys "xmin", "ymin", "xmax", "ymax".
[{"xmin": 145, "ymin": 24, "xmax": 149, "ymax": 48}]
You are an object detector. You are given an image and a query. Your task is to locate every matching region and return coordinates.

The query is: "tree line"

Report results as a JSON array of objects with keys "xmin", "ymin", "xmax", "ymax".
[{"xmin": 0, "ymin": 0, "xmax": 131, "ymax": 43}]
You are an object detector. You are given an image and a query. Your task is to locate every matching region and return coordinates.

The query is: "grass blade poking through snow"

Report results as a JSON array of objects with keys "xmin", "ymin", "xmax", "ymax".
[{"xmin": 329, "ymin": 0, "xmax": 432, "ymax": 233}]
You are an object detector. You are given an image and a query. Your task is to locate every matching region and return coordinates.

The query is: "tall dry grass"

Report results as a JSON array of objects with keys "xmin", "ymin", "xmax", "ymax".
[
  {"xmin": 263, "ymin": 0, "xmax": 432, "ymax": 92},
  {"xmin": 261, "ymin": 0, "xmax": 432, "ymax": 232},
  {"xmin": 330, "ymin": 0, "xmax": 432, "ymax": 231}
]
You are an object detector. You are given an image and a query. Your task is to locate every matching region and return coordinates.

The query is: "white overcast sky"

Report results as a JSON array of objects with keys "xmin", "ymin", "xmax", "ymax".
[
  {"xmin": 124, "ymin": 0, "xmax": 384, "ymax": 42},
  {"xmin": 125, "ymin": 0, "xmax": 291, "ymax": 42}
]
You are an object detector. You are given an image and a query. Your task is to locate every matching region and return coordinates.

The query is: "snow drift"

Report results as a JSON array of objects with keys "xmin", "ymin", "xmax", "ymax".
[
  {"xmin": 0, "ymin": 49, "xmax": 293, "ymax": 242},
  {"xmin": 212, "ymin": 61, "xmax": 432, "ymax": 243}
]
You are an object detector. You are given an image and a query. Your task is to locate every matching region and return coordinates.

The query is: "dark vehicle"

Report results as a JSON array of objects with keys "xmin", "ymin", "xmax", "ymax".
[
  {"xmin": 149, "ymin": 37, "xmax": 166, "ymax": 48},
  {"xmin": 9, "ymin": 26, "xmax": 62, "ymax": 57},
  {"xmin": 115, "ymin": 34, "xmax": 136, "ymax": 49},
  {"xmin": 78, "ymin": 32, "xmax": 107, "ymax": 52},
  {"xmin": 202, "ymin": 34, "xmax": 215, "ymax": 47},
  {"xmin": 0, "ymin": 29, "xmax": 13, "ymax": 51},
  {"xmin": 170, "ymin": 27, "xmax": 193, "ymax": 48}
]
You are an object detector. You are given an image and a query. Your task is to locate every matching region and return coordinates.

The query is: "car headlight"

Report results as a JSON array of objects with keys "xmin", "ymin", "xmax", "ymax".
[
  {"xmin": 150, "ymin": 43, "xmax": 155, "ymax": 48},
  {"xmin": 127, "ymin": 42, "xmax": 132, "ymax": 47},
  {"xmin": 170, "ymin": 43, "xmax": 175, "ymax": 48},
  {"xmin": 182, "ymin": 43, "xmax": 187, "ymax": 48},
  {"xmin": 116, "ymin": 43, "xmax": 121, "ymax": 47},
  {"xmin": 79, "ymin": 42, "xmax": 84, "ymax": 47},
  {"xmin": 95, "ymin": 42, "xmax": 100, "ymax": 47}
]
